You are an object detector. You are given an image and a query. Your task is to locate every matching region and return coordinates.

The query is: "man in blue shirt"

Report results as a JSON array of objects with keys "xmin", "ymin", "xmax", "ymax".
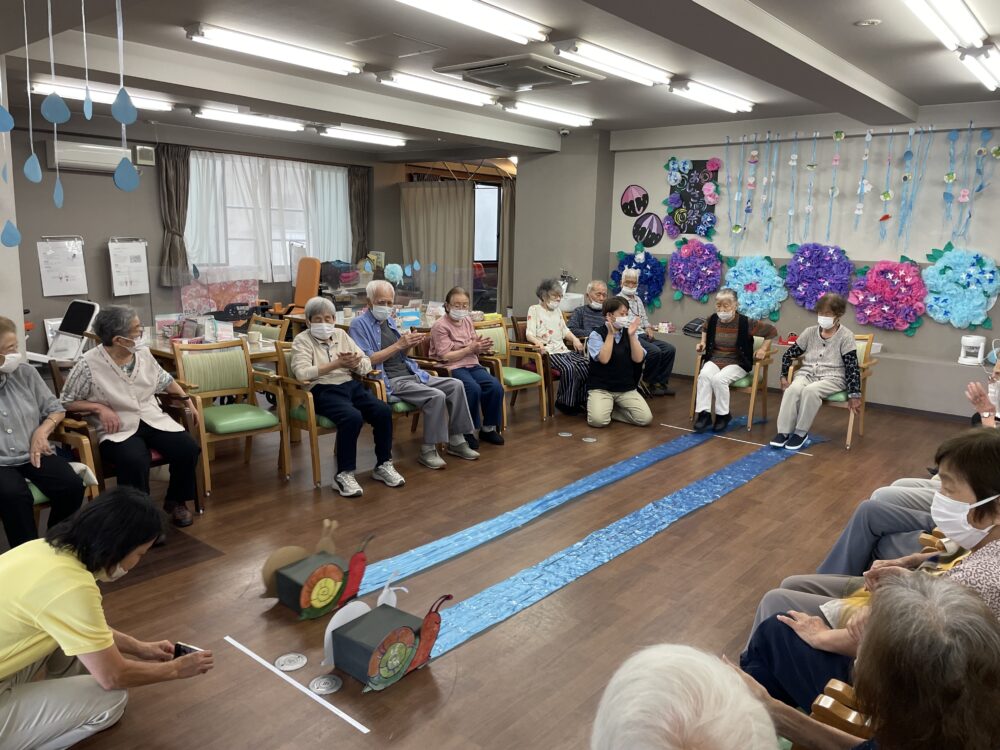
[
  {"xmin": 586, "ymin": 296, "xmax": 652, "ymax": 428},
  {"xmin": 349, "ymin": 281, "xmax": 478, "ymax": 469}
]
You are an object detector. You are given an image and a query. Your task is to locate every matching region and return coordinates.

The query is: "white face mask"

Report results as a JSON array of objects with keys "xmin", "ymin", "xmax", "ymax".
[
  {"xmin": 613, "ymin": 316, "xmax": 629, "ymax": 329},
  {"xmin": 96, "ymin": 564, "xmax": 128, "ymax": 583},
  {"xmin": 310, "ymin": 322, "xmax": 335, "ymax": 341},
  {"xmin": 717, "ymin": 310, "xmax": 735, "ymax": 323},
  {"xmin": 0, "ymin": 352, "xmax": 22, "ymax": 374},
  {"xmin": 817, "ymin": 315, "xmax": 836, "ymax": 330},
  {"xmin": 371, "ymin": 305, "xmax": 392, "ymax": 322},
  {"xmin": 118, "ymin": 336, "xmax": 147, "ymax": 353},
  {"xmin": 448, "ymin": 308, "xmax": 469, "ymax": 321},
  {"xmin": 589, "ymin": 300, "xmax": 603, "ymax": 310},
  {"xmin": 621, "ymin": 286, "xmax": 636, "ymax": 296},
  {"xmin": 547, "ymin": 299, "xmax": 561, "ymax": 311},
  {"xmin": 931, "ymin": 491, "xmax": 997, "ymax": 550}
]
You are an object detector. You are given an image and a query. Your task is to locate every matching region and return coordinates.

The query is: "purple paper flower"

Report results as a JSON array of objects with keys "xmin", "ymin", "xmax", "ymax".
[
  {"xmin": 849, "ymin": 260, "xmax": 927, "ymax": 333},
  {"xmin": 784, "ymin": 243, "xmax": 854, "ymax": 310},
  {"xmin": 667, "ymin": 193, "xmax": 683, "ymax": 209},
  {"xmin": 669, "ymin": 238, "xmax": 723, "ymax": 301}
]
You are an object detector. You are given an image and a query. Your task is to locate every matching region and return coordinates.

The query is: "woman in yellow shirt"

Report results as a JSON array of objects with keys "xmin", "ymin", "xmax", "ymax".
[{"xmin": 0, "ymin": 487, "xmax": 214, "ymax": 750}]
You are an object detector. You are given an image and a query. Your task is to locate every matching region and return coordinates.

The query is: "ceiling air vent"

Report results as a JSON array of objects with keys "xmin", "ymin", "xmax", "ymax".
[{"xmin": 435, "ymin": 53, "xmax": 604, "ymax": 91}]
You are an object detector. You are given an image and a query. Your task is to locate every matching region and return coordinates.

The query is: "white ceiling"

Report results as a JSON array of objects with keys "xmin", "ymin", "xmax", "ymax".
[{"xmin": 2, "ymin": 0, "xmax": 998, "ymax": 160}]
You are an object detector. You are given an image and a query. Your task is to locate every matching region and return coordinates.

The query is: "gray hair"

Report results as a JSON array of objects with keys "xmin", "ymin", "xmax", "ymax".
[
  {"xmin": 366, "ymin": 279, "xmax": 395, "ymax": 302},
  {"xmin": 591, "ymin": 644, "xmax": 777, "ymax": 750},
  {"xmin": 93, "ymin": 305, "xmax": 138, "ymax": 347},
  {"xmin": 586, "ymin": 280, "xmax": 608, "ymax": 295},
  {"xmin": 716, "ymin": 288, "xmax": 738, "ymax": 303},
  {"xmin": 304, "ymin": 296, "xmax": 336, "ymax": 321},
  {"xmin": 621, "ymin": 267, "xmax": 640, "ymax": 282},
  {"xmin": 535, "ymin": 278, "xmax": 562, "ymax": 301}
]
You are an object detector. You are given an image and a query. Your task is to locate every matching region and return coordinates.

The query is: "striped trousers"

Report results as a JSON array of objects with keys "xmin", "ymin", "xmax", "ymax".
[{"xmin": 548, "ymin": 351, "xmax": 590, "ymax": 409}]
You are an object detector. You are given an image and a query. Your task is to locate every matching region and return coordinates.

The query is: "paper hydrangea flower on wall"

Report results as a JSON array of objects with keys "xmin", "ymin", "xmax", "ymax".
[
  {"xmin": 609, "ymin": 248, "xmax": 667, "ymax": 308},
  {"xmin": 384, "ymin": 263, "xmax": 404, "ymax": 285},
  {"xmin": 848, "ymin": 257, "xmax": 927, "ymax": 336},
  {"xmin": 724, "ymin": 256, "xmax": 788, "ymax": 321},
  {"xmin": 667, "ymin": 237, "xmax": 722, "ymax": 303},
  {"xmin": 783, "ymin": 242, "xmax": 854, "ymax": 311},
  {"xmin": 921, "ymin": 242, "xmax": 999, "ymax": 330}
]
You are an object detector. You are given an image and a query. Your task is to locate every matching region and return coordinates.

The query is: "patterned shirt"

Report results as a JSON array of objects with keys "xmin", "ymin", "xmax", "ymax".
[
  {"xmin": 526, "ymin": 304, "xmax": 572, "ymax": 355},
  {"xmin": 710, "ymin": 317, "xmax": 778, "ymax": 368},
  {"xmin": 780, "ymin": 324, "xmax": 861, "ymax": 397},
  {"xmin": 0, "ymin": 365, "xmax": 64, "ymax": 467},
  {"xmin": 946, "ymin": 539, "xmax": 1000, "ymax": 619},
  {"xmin": 59, "ymin": 354, "xmax": 173, "ymax": 404}
]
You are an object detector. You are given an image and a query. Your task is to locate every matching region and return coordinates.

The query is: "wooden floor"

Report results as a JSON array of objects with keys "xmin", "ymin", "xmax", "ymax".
[{"xmin": 76, "ymin": 384, "xmax": 961, "ymax": 750}]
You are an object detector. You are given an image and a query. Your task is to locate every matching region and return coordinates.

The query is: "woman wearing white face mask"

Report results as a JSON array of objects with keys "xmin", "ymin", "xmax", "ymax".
[
  {"xmin": 525, "ymin": 278, "xmax": 590, "ymax": 415},
  {"xmin": 585, "ymin": 296, "xmax": 652, "ymax": 428},
  {"xmin": 694, "ymin": 289, "xmax": 777, "ymax": 434},
  {"xmin": 60, "ymin": 306, "xmax": 201, "ymax": 527},
  {"xmin": 0, "ymin": 487, "xmax": 214, "ymax": 750},
  {"xmin": 772, "ymin": 293, "xmax": 861, "ymax": 451},
  {"xmin": 429, "ymin": 288, "xmax": 504, "ymax": 449},
  {"xmin": 0, "ymin": 316, "xmax": 84, "ymax": 548},
  {"xmin": 290, "ymin": 297, "xmax": 402, "ymax": 497}
]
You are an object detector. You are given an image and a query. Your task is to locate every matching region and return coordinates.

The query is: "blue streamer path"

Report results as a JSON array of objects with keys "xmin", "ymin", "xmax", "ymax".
[
  {"xmin": 431, "ymin": 444, "xmax": 806, "ymax": 657},
  {"xmin": 358, "ymin": 418, "xmax": 750, "ymax": 596}
]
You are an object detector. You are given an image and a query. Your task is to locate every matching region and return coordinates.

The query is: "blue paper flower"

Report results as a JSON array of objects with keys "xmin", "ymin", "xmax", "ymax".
[
  {"xmin": 610, "ymin": 250, "xmax": 667, "ymax": 308},
  {"xmin": 724, "ymin": 257, "xmax": 788, "ymax": 320},
  {"xmin": 922, "ymin": 243, "xmax": 1000, "ymax": 329},
  {"xmin": 384, "ymin": 263, "xmax": 404, "ymax": 285}
]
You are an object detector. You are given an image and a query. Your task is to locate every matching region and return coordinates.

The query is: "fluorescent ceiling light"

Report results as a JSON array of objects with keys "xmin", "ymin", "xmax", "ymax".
[
  {"xmin": 959, "ymin": 52, "xmax": 998, "ymax": 90},
  {"xmin": 195, "ymin": 108, "xmax": 305, "ymax": 132},
  {"xmin": 376, "ymin": 72, "xmax": 496, "ymax": 107},
  {"xmin": 552, "ymin": 40, "xmax": 671, "ymax": 86},
  {"xmin": 393, "ymin": 0, "xmax": 548, "ymax": 45},
  {"xmin": 321, "ymin": 126, "xmax": 406, "ymax": 147},
  {"xmin": 503, "ymin": 101, "xmax": 593, "ymax": 127},
  {"xmin": 669, "ymin": 80, "xmax": 754, "ymax": 113},
  {"xmin": 926, "ymin": 0, "xmax": 986, "ymax": 47},
  {"xmin": 187, "ymin": 24, "xmax": 362, "ymax": 75},
  {"xmin": 31, "ymin": 81, "xmax": 174, "ymax": 111},
  {"xmin": 980, "ymin": 46, "xmax": 1000, "ymax": 85}
]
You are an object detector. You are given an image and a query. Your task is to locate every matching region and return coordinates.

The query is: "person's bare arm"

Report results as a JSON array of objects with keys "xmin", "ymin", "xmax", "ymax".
[{"xmin": 76, "ymin": 643, "xmax": 213, "ymax": 690}]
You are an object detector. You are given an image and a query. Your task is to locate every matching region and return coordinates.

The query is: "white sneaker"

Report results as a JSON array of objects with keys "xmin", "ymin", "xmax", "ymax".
[
  {"xmin": 418, "ymin": 447, "xmax": 446, "ymax": 470},
  {"xmin": 446, "ymin": 441, "xmax": 480, "ymax": 460},
  {"xmin": 333, "ymin": 471, "xmax": 363, "ymax": 497},
  {"xmin": 372, "ymin": 461, "xmax": 405, "ymax": 487}
]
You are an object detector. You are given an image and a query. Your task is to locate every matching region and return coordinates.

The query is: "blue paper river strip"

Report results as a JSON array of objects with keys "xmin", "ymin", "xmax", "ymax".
[
  {"xmin": 431, "ymin": 444, "xmax": 804, "ymax": 658},
  {"xmin": 358, "ymin": 418, "xmax": 749, "ymax": 596}
]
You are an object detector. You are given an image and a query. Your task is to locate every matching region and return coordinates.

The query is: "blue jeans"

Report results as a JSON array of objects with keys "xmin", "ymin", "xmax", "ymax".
[
  {"xmin": 311, "ymin": 380, "xmax": 393, "ymax": 473},
  {"xmin": 451, "ymin": 365, "xmax": 503, "ymax": 430}
]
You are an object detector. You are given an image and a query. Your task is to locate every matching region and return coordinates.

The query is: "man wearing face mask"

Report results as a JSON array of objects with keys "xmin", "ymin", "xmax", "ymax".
[
  {"xmin": 0, "ymin": 316, "xmax": 84, "ymax": 548},
  {"xmin": 567, "ymin": 280, "xmax": 610, "ymax": 341},
  {"xmin": 350, "ymin": 280, "xmax": 478, "ymax": 470},
  {"xmin": 291, "ymin": 297, "xmax": 402, "ymax": 497},
  {"xmin": 429, "ymin": 287, "xmax": 504, "ymax": 449},
  {"xmin": 60, "ymin": 306, "xmax": 201, "ymax": 527},
  {"xmin": 618, "ymin": 267, "xmax": 676, "ymax": 397},
  {"xmin": 585, "ymin": 296, "xmax": 652, "ymax": 428},
  {"xmin": 694, "ymin": 289, "xmax": 777, "ymax": 433}
]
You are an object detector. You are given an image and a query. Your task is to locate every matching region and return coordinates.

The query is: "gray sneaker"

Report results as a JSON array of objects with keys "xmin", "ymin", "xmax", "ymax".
[
  {"xmin": 333, "ymin": 471, "xmax": 363, "ymax": 497},
  {"xmin": 372, "ymin": 461, "xmax": 405, "ymax": 487},
  {"xmin": 446, "ymin": 441, "xmax": 480, "ymax": 460},
  {"xmin": 418, "ymin": 447, "xmax": 446, "ymax": 470}
]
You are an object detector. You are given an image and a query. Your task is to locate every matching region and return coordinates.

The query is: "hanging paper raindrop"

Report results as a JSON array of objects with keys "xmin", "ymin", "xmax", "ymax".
[
  {"xmin": 430, "ymin": 262, "xmax": 438, "ymax": 273},
  {"xmin": 81, "ymin": 0, "xmax": 93, "ymax": 120},
  {"xmin": 413, "ymin": 260, "xmax": 421, "ymax": 271},
  {"xmin": 1, "ymin": 220, "xmax": 21, "ymax": 247},
  {"xmin": 0, "ymin": 107, "xmax": 12, "ymax": 133},
  {"xmin": 363, "ymin": 259, "xmax": 373, "ymax": 273},
  {"xmin": 111, "ymin": 88, "xmax": 137, "ymax": 126},
  {"xmin": 40, "ymin": 0, "xmax": 70, "ymax": 125},
  {"xmin": 53, "ymin": 173, "xmax": 64, "ymax": 208},
  {"xmin": 113, "ymin": 157, "xmax": 140, "ymax": 191},
  {"xmin": 21, "ymin": 0, "xmax": 42, "ymax": 184},
  {"xmin": 404, "ymin": 264, "xmax": 413, "ymax": 277},
  {"xmin": 112, "ymin": 0, "xmax": 139, "ymax": 191}
]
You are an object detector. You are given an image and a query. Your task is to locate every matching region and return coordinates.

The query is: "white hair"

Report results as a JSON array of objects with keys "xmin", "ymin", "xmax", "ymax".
[
  {"xmin": 586, "ymin": 279, "xmax": 608, "ymax": 295},
  {"xmin": 366, "ymin": 279, "xmax": 395, "ymax": 302},
  {"xmin": 304, "ymin": 296, "xmax": 336, "ymax": 321},
  {"xmin": 591, "ymin": 644, "xmax": 778, "ymax": 750},
  {"xmin": 621, "ymin": 267, "xmax": 640, "ymax": 282},
  {"xmin": 716, "ymin": 288, "xmax": 738, "ymax": 303}
]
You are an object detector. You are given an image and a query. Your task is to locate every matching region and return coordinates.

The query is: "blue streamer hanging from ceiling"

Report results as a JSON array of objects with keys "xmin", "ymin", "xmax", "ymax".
[
  {"xmin": 800, "ymin": 131, "xmax": 819, "ymax": 241},
  {"xmin": 785, "ymin": 130, "xmax": 799, "ymax": 246},
  {"xmin": 762, "ymin": 131, "xmax": 780, "ymax": 246},
  {"xmin": 42, "ymin": 0, "xmax": 69, "ymax": 208},
  {"xmin": 111, "ymin": 0, "xmax": 139, "ymax": 191},
  {"xmin": 852, "ymin": 129, "xmax": 873, "ymax": 231},
  {"xmin": 878, "ymin": 129, "xmax": 894, "ymax": 243},
  {"xmin": 955, "ymin": 129, "xmax": 993, "ymax": 241},
  {"xmin": 0, "ymin": 26, "xmax": 19, "ymax": 247},
  {"xmin": 902, "ymin": 126, "xmax": 934, "ymax": 250},
  {"xmin": 825, "ymin": 130, "xmax": 844, "ymax": 241},
  {"xmin": 21, "ymin": 0, "xmax": 42, "ymax": 186},
  {"xmin": 81, "ymin": 0, "xmax": 93, "ymax": 120}
]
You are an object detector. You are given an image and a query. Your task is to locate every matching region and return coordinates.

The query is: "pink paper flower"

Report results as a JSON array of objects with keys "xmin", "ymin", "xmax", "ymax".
[
  {"xmin": 704, "ymin": 194, "xmax": 719, "ymax": 205},
  {"xmin": 744, "ymin": 281, "xmax": 759, "ymax": 292},
  {"xmin": 706, "ymin": 157, "xmax": 722, "ymax": 172}
]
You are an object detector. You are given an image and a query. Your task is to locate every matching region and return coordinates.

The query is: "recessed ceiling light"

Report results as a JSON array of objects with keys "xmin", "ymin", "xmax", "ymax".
[{"xmin": 853, "ymin": 18, "xmax": 882, "ymax": 27}]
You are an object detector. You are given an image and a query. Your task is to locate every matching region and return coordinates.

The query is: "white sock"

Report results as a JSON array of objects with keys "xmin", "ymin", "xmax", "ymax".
[
  {"xmin": 448, "ymin": 435, "xmax": 465, "ymax": 447},
  {"xmin": 481, "ymin": 425, "xmax": 496, "ymax": 433}
]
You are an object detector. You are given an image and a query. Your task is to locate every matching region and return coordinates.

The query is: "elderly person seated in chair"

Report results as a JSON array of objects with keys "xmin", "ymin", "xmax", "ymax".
[
  {"xmin": 429, "ymin": 287, "xmax": 504, "ymax": 449},
  {"xmin": 693, "ymin": 288, "xmax": 777, "ymax": 434},
  {"xmin": 618, "ymin": 267, "xmax": 676, "ymax": 396},
  {"xmin": 586, "ymin": 296, "xmax": 652, "ymax": 429},
  {"xmin": 349, "ymin": 280, "xmax": 478, "ymax": 470},
  {"xmin": 60, "ymin": 306, "xmax": 201, "ymax": 527},
  {"xmin": 291, "ymin": 296, "xmax": 403, "ymax": 497},
  {"xmin": 525, "ymin": 279, "xmax": 590, "ymax": 416},
  {"xmin": 567, "ymin": 280, "xmax": 609, "ymax": 340},
  {"xmin": 0, "ymin": 316, "xmax": 83, "ymax": 548}
]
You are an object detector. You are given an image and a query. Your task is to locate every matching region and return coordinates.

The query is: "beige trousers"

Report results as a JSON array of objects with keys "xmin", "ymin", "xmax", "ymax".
[
  {"xmin": 587, "ymin": 389, "xmax": 653, "ymax": 428},
  {"xmin": 0, "ymin": 649, "xmax": 128, "ymax": 750}
]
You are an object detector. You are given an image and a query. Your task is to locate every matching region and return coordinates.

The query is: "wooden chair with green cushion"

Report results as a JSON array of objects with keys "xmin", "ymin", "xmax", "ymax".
[
  {"xmin": 787, "ymin": 333, "xmax": 877, "ymax": 450},
  {"xmin": 688, "ymin": 336, "xmax": 774, "ymax": 431},
  {"xmin": 172, "ymin": 339, "xmax": 290, "ymax": 496},
  {"xmin": 30, "ymin": 417, "xmax": 101, "ymax": 528},
  {"xmin": 476, "ymin": 321, "xmax": 546, "ymax": 423}
]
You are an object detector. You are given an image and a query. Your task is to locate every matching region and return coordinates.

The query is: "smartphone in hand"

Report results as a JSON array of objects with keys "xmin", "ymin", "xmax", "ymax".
[{"xmin": 173, "ymin": 642, "xmax": 204, "ymax": 659}]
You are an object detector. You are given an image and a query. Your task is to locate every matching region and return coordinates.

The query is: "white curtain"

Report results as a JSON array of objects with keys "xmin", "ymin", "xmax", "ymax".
[
  {"xmin": 185, "ymin": 151, "xmax": 351, "ymax": 282},
  {"xmin": 400, "ymin": 181, "xmax": 475, "ymax": 303}
]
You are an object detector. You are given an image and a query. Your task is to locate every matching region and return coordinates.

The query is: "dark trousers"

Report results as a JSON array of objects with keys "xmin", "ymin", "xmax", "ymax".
[
  {"xmin": 740, "ymin": 613, "xmax": 853, "ymax": 711},
  {"xmin": 451, "ymin": 365, "xmax": 503, "ymax": 430},
  {"xmin": 0, "ymin": 455, "xmax": 84, "ymax": 548},
  {"xmin": 640, "ymin": 335, "xmax": 676, "ymax": 385},
  {"xmin": 100, "ymin": 421, "xmax": 201, "ymax": 508},
  {"xmin": 311, "ymin": 380, "xmax": 393, "ymax": 473}
]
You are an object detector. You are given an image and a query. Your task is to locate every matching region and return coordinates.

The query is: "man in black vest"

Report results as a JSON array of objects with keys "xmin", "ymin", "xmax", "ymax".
[{"xmin": 586, "ymin": 296, "xmax": 653, "ymax": 428}]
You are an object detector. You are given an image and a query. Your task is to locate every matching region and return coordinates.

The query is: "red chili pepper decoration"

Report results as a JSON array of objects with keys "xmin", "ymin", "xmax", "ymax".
[
  {"xmin": 340, "ymin": 533, "xmax": 375, "ymax": 603},
  {"xmin": 408, "ymin": 594, "xmax": 453, "ymax": 673}
]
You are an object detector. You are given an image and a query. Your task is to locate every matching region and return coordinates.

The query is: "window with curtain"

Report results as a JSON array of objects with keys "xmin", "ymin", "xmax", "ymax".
[
  {"xmin": 184, "ymin": 150, "xmax": 351, "ymax": 282},
  {"xmin": 474, "ymin": 183, "xmax": 501, "ymax": 262}
]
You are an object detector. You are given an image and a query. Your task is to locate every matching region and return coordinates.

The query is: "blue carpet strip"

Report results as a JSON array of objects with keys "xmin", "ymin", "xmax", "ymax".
[
  {"xmin": 431, "ymin": 442, "xmax": 814, "ymax": 657},
  {"xmin": 358, "ymin": 417, "xmax": 750, "ymax": 596}
]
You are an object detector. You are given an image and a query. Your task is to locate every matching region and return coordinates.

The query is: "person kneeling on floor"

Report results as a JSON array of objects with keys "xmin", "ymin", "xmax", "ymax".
[
  {"xmin": 586, "ymin": 296, "xmax": 652, "ymax": 429},
  {"xmin": 693, "ymin": 288, "xmax": 777, "ymax": 434},
  {"xmin": 291, "ymin": 296, "xmax": 404, "ymax": 497},
  {"xmin": 0, "ymin": 487, "xmax": 214, "ymax": 750},
  {"xmin": 771, "ymin": 292, "xmax": 860, "ymax": 452}
]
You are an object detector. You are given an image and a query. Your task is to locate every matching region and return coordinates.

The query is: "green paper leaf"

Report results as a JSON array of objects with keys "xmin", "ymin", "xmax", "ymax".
[
  {"xmin": 943, "ymin": 241, "xmax": 954, "ymax": 252},
  {"xmin": 617, "ymin": 251, "xmax": 626, "ymax": 260},
  {"xmin": 913, "ymin": 316, "xmax": 923, "ymax": 327},
  {"xmin": 699, "ymin": 294, "xmax": 709, "ymax": 303},
  {"xmin": 787, "ymin": 243, "xmax": 799, "ymax": 254},
  {"xmin": 726, "ymin": 256, "xmax": 737, "ymax": 267},
  {"xmin": 778, "ymin": 266, "xmax": 788, "ymax": 279},
  {"xmin": 926, "ymin": 253, "xmax": 936, "ymax": 262},
  {"xmin": 675, "ymin": 240, "xmax": 685, "ymax": 249},
  {"xmin": 673, "ymin": 290, "xmax": 683, "ymax": 301},
  {"xmin": 765, "ymin": 256, "xmax": 774, "ymax": 266},
  {"xmin": 969, "ymin": 323, "xmax": 978, "ymax": 331},
  {"xmin": 659, "ymin": 258, "xmax": 668, "ymax": 265},
  {"xmin": 653, "ymin": 297, "xmax": 662, "ymax": 308},
  {"xmin": 900, "ymin": 254, "xmax": 914, "ymax": 265},
  {"xmin": 634, "ymin": 242, "xmax": 644, "ymax": 253},
  {"xmin": 905, "ymin": 327, "xmax": 917, "ymax": 337},
  {"xmin": 769, "ymin": 310, "xmax": 781, "ymax": 322},
  {"xmin": 984, "ymin": 318, "xmax": 994, "ymax": 330}
]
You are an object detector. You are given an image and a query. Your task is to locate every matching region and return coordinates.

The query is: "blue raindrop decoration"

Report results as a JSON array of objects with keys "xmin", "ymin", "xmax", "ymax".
[
  {"xmin": 430, "ymin": 262, "xmax": 438, "ymax": 273},
  {"xmin": 0, "ymin": 106, "xmax": 13, "ymax": 132},
  {"xmin": 40, "ymin": 92, "xmax": 71, "ymax": 124},
  {"xmin": 363, "ymin": 259, "xmax": 373, "ymax": 273},
  {"xmin": 53, "ymin": 175, "xmax": 64, "ymax": 208},
  {"xmin": 404, "ymin": 264, "xmax": 413, "ymax": 277},
  {"xmin": 113, "ymin": 157, "xmax": 140, "ymax": 192},
  {"xmin": 111, "ymin": 88, "xmax": 137, "ymax": 125},
  {"xmin": 1, "ymin": 164, "xmax": 7, "ymax": 184},
  {"xmin": 413, "ymin": 260, "xmax": 421, "ymax": 271},
  {"xmin": 1, "ymin": 220, "xmax": 21, "ymax": 247},
  {"xmin": 83, "ymin": 89, "xmax": 93, "ymax": 120},
  {"xmin": 23, "ymin": 153, "xmax": 42, "ymax": 183},
  {"xmin": 192, "ymin": 264, "xmax": 201, "ymax": 280}
]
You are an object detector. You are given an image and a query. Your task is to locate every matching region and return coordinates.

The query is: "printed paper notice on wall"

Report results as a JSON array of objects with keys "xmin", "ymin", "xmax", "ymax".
[
  {"xmin": 37, "ymin": 239, "xmax": 88, "ymax": 297},
  {"xmin": 109, "ymin": 240, "xmax": 150, "ymax": 296}
]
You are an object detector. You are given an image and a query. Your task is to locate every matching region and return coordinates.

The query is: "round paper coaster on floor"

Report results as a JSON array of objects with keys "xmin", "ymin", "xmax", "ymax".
[
  {"xmin": 309, "ymin": 674, "xmax": 343, "ymax": 695},
  {"xmin": 581, "ymin": 437, "xmax": 597, "ymax": 443},
  {"xmin": 558, "ymin": 432, "xmax": 573, "ymax": 437},
  {"xmin": 275, "ymin": 653, "xmax": 307, "ymax": 672}
]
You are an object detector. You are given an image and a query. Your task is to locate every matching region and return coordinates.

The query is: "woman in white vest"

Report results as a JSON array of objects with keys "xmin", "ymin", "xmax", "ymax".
[{"xmin": 60, "ymin": 307, "xmax": 201, "ymax": 527}]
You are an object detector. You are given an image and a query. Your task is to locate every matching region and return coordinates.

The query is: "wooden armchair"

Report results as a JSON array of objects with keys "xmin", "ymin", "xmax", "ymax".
[
  {"xmin": 787, "ymin": 334, "xmax": 878, "ymax": 449},
  {"xmin": 688, "ymin": 336, "xmax": 774, "ymax": 431},
  {"xmin": 30, "ymin": 416, "xmax": 101, "ymax": 528},
  {"xmin": 475, "ymin": 321, "xmax": 546, "ymax": 424},
  {"xmin": 790, "ymin": 679, "xmax": 873, "ymax": 750},
  {"xmin": 509, "ymin": 315, "xmax": 558, "ymax": 418},
  {"xmin": 272, "ymin": 257, "xmax": 321, "ymax": 317}
]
